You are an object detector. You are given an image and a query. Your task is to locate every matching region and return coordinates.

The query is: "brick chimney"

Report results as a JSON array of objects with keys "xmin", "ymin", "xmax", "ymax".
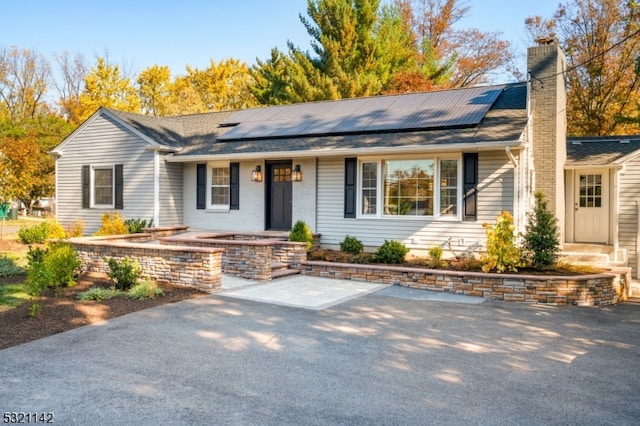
[{"xmin": 527, "ymin": 42, "xmax": 567, "ymax": 239}]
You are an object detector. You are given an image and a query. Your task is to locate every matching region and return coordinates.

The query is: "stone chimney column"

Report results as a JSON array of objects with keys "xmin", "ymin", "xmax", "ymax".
[{"xmin": 527, "ymin": 42, "xmax": 567, "ymax": 240}]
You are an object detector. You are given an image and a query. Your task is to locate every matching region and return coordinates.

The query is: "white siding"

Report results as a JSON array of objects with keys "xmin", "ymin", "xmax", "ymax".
[
  {"xmin": 617, "ymin": 156, "xmax": 640, "ymax": 276},
  {"xmin": 316, "ymin": 151, "xmax": 514, "ymax": 253},
  {"xmin": 183, "ymin": 162, "xmax": 266, "ymax": 231},
  {"xmin": 55, "ymin": 114, "xmax": 155, "ymax": 235},
  {"xmin": 158, "ymin": 159, "xmax": 183, "ymax": 226}
]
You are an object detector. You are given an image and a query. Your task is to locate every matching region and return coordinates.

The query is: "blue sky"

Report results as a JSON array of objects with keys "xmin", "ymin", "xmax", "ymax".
[{"xmin": 1, "ymin": 0, "xmax": 560, "ymax": 81}]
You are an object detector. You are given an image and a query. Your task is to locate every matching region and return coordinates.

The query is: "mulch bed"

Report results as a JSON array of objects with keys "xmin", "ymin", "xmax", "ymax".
[{"xmin": 0, "ymin": 272, "xmax": 206, "ymax": 350}]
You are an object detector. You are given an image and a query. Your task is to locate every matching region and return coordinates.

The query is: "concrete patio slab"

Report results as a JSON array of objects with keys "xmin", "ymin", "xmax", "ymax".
[{"xmin": 218, "ymin": 274, "xmax": 389, "ymax": 310}]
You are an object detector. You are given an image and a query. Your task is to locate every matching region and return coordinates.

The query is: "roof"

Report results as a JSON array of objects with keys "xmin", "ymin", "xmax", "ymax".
[
  {"xmin": 65, "ymin": 82, "xmax": 528, "ymax": 159},
  {"xmin": 566, "ymin": 136, "xmax": 640, "ymax": 167}
]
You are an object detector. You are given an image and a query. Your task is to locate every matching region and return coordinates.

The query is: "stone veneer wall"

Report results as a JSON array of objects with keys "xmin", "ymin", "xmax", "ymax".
[
  {"xmin": 158, "ymin": 236, "xmax": 307, "ymax": 281},
  {"xmin": 301, "ymin": 261, "xmax": 630, "ymax": 306},
  {"xmin": 71, "ymin": 238, "xmax": 223, "ymax": 293}
]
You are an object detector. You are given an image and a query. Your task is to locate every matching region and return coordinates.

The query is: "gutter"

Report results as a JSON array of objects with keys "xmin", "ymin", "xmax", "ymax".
[{"xmin": 165, "ymin": 141, "xmax": 525, "ymax": 163}]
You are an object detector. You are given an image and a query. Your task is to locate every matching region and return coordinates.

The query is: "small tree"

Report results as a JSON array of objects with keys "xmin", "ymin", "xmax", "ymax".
[
  {"xmin": 289, "ymin": 220, "xmax": 313, "ymax": 251},
  {"xmin": 481, "ymin": 211, "xmax": 523, "ymax": 273},
  {"xmin": 523, "ymin": 192, "xmax": 560, "ymax": 270}
]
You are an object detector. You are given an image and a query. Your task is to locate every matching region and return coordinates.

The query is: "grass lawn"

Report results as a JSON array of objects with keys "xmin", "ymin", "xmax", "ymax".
[{"xmin": 0, "ymin": 281, "xmax": 29, "ymax": 313}]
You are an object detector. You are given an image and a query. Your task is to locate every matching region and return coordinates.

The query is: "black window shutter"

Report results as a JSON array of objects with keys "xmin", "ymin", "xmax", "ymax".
[
  {"xmin": 114, "ymin": 164, "xmax": 124, "ymax": 210},
  {"xmin": 230, "ymin": 162, "xmax": 239, "ymax": 210},
  {"xmin": 196, "ymin": 164, "xmax": 206, "ymax": 209},
  {"xmin": 81, "ymin": 165, "xmax": 90, "ymax": 209},
  {"xmin": 463, "ymin": 153, "xmax": 478, "ymax": 221},
  {"xmin": 344, "ymin": 158, "xmax": 357, "ymax": 218}
]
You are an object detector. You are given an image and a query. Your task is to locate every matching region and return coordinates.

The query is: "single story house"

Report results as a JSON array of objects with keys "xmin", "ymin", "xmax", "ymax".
[{"xmin": 51, "ymin": 43, "xmax": 640, "ymax": 277}]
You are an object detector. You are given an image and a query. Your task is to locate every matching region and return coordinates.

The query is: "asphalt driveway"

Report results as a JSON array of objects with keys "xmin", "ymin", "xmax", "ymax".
[{"xmin": 1, "ymin": 284, "xmax": 639, "ymax": 425}]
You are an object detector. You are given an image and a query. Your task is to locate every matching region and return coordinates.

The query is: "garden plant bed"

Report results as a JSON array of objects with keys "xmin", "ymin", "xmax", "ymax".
[
  {"xmin": 0, "ymin": 272, "xmax": 206, "ymax": 350},
  {"xmin": 303, "ymin": 249, "xmax": 630, "ymax": 306}
]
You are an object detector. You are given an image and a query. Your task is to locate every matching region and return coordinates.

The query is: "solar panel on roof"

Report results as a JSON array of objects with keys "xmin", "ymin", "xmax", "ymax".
[{"xmin": 217, "ymin": 85, "xmax": 505, "ymax": 140}]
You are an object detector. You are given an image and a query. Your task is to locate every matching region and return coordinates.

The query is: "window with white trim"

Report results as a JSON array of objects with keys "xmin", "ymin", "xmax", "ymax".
[
  {"xmin": 210, "ymin": 165, "xmax": 230, "ymax": 208},
  {"xmin": 93, "ymin": 167, "xmax": 114, "ymax": 206},
  {"xmin": 359, "ymin": 157, "xmax": 460, "ymax": 218}
]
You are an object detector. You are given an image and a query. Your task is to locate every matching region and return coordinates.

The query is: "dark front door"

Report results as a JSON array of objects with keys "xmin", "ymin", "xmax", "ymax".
[{"xmin": 266, "ymin": 161, "xmax": 293, "ymax": 230}]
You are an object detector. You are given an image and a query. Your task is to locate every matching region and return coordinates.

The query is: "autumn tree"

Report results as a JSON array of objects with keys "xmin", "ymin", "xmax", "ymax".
[
  {"xmin": 395, "ymin": 0, "xmax": 517, "ymax": 90},
  {"xmin": 0, "ymin": 47, "xmax": 51, "ymax": 123},
  {"xmin": 77, "ymin": 57, "xmax": 141, "ymax": 122},
  {"xmin": 53, "ymin": 51, "xmax": 88, "ymax": 126},
  {"xmin": 186, "ymin": 58, "xmax": 257, "ymax": 111},
  {"xmin": 526, "ymin": 0, "xmax": 640, "ymax": 136},
  {"xmin": 137, "ymin": 65, "xmax": 172, "ymax": 116},
  {"xmin": 0, "ymin": 115, "xmax": 72, "ymax": 211}
]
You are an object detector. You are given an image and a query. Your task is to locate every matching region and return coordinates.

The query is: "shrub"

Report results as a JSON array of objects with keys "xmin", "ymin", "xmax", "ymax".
[
  {"xmin": 125, "ymin": 218, "xmax": 154, "ymax": 234},
  {"xmin": 25, "ymin": 246, "xmax": 51, "ymax": 317},
  {"xmin": 127, "ymin": 278, "xmax": 164, "ymax": 300},
  {"xmin": 46, "ymin": 219, "xmax": 67, "ymax": 239},
  {"xmin": 94, "ymin": 212, "xmax": 128, "ymax": 236},
  {"xmin": 374, "ymin": 240, "xmax": 409, "ymax": 264},
  {"xmin": 78, "ymin": 287, "xmax": 124, "ymax": 301},
  {"xmin": 105, "ymin": 257, "xmax": 142, "ymax": 290},
  {"xmin": 428, "ymin": 245, "xmax": 444, "ymax": 268},
  {"xmin": 43, "ymin": 242, "xmax": 81, "ymax": 289},
  {"xmin": 340, "ymin": 235, "xmax": 364, "ymax": 255},
  {"xmin": 0, "ymin": 254, "xmax": 25, "ymax": 277},
  {"xmin": 481, "ymin": 211, "xmax": 523, "ymax": 273},
  {"xmin": 523, "ymin": 192, "xmax": 561, "ymax": 271},
  {"xmin": 64, "ymin": 219, "xmax": 85, "ymax": 237},
  {"xmin": 18, "ymin": 222, "xmax": 49, "ymax": 244},
  {"xmin": 289, "ymin": 220, "xmax": 313, "ymax": 251}
]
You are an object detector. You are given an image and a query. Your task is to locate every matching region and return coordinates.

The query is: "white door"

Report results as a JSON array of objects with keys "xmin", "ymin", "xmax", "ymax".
[{"xmin": 574, "ymin": 170, "xmax": 609, "ymax": 243}]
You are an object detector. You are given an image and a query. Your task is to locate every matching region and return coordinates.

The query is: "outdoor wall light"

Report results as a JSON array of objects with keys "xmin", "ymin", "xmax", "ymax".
[
  {"xmin": 251, "ymin": 165, "xmax": 263, "ymax": 182},
  {"xmin": 292, "ymin": 164, "xmax": 302, "ymax": 182}
]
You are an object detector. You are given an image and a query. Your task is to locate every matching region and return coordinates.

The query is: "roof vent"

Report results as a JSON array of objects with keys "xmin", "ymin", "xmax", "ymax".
[
  {"xmin": 620, "ymin": 139, "xmax": 630, "ymax": 144},
  {"xmin": 571, "ymin": 140, "xmax": 582, "ymax": 145}
]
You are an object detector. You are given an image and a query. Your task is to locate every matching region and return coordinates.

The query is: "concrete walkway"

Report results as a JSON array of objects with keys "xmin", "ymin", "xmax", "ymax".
[{"xmin": 218, "ymin": 274, "xmax": 485, "ymax": 310}]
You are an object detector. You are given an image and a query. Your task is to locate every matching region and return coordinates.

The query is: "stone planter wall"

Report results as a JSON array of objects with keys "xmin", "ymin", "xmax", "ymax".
[
  {"xmin": 71, "ymin": 239, "xmax": 223, "ymax": 293},
  {"xmin": 300, "ymin": 261, "xmax": 631, "ymax": 306}
]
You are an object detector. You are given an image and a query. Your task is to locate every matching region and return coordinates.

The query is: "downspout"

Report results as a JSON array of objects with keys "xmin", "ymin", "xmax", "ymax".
[
  {"xmin": 153, "ymin": 150, "xmax": 160, "ymax": 226},
  {"xmin": 505, "ymin": 146, "xmax": 522, "ymax": 234}
]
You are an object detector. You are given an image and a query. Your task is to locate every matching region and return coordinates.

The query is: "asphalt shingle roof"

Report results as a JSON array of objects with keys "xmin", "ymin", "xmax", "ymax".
[
  {"xmin": 566, "ymin": 136, "xmax": 640, "ymax": 166},
  {"xmin": 105, "ymin": 82, "xmax": 528, "ymax": 158}
]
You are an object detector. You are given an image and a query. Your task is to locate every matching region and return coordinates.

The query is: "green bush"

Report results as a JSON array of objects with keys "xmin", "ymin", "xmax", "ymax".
[
  {"xmin": 374, "ymin": 240, "xmax": 409, "ymax": 264},
  {"xmin": 428, "ymin": 245, "xmax": 444, "ymax": 268},
  {"xmin": 25, "ymin": 246, "xmax": 51, "ymax": 317},
  {"xmin": 523, "ymin": 192, "xmax": 561, "ymax": 271},
  {"xmin": 0, "ymin": 254, "xmax": 25, "ymax": 277},
  {"xmin": 44, "ymin": 242, "xmax": 81, "ymax": 288},
  {"xmin": 105, "ymin": 257, "xmax": 143, "ymax": 290},
  {"xmin": 340, "ymin": 235, "xmax": 364, "ymax": 255},
  {"xmin": 78, "ymin": 287, "xmax": 124, "ymax": 301},
  {"xmin": 18, "ymin": 222, "xmax": 49, "ymax": 244},
  {"xmin": 125, "ymin": 218, "xmax": 154, "ymax": 234},
  {"xmin": 481, "ymin": 211, "xmax": 523, "ymax": 273},
  {"xmin": 127, "ymin": 278, "xmax": 164, "ymax": 300},
  {"xmin": 94, "ymin": 212, "xmax": 128, "ymax": 236},
  {"xmin": 289, "ymin": 220, "xmax": 313, "ymax": 251}
]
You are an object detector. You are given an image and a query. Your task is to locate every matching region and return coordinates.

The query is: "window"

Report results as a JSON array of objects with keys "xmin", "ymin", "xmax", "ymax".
[
  {"xmin": 210, "ymin": 166, "xmax": 230, "ymax": 207},
  {"xmin": 82, "ymin": 164, "xmax": 123, "ymax": 209},
  {"xmin": 93, "ymin": 168, "xmax": 113, "ymax": 205},
  {"xmin": 359, "ymin": 157, "xmax": 459, "ymax": 219},
  {"xmin": 579, "ymin": 174, "xmax": 602, "ymax": 208},
  {"xmin": 361, "ymin": 162, "xmax": 377, "ymax": 214}
]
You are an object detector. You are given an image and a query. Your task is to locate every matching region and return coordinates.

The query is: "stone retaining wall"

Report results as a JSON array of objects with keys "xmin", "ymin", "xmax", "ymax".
[
  {"xmin": 159, "ymin": 236, "xmax": 307, "ymax": 280},
  {"xmin": 70, "ymin": 238, "xmax": 223, "ymax": 293},
  {"xmin": 300, "ymin": 261, "xmax": 630, "ymax": 306}
]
